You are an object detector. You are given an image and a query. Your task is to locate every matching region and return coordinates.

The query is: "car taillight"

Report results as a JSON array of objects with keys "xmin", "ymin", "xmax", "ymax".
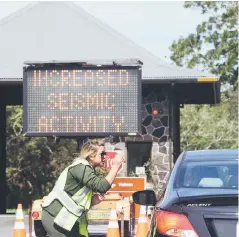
[
  {"xmin": 156, "ymin": 210, "xmax": 199, "ymax": 237},
  {"xmin": 32, "ymin": 211, "xmax": 40, "ymax": 219}
]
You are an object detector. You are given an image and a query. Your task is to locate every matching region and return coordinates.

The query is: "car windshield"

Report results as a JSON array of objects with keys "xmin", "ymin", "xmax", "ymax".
[{"xmin": 177, "ymin": 160, "xmax": 238, "ymax": 189}]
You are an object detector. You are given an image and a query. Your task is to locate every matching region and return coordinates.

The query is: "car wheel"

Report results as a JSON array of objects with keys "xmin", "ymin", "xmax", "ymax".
[{"xmin": 34, "ymin": 220, "xmax": 47, "ymax": 237}]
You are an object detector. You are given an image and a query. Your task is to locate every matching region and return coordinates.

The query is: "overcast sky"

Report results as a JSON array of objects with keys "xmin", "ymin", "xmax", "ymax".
[{"xmin": 0, "ymin": 1, "xmax": 208, "ymax": 62}]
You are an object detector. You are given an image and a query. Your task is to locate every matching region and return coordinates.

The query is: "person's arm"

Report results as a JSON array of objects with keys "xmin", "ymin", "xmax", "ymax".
[
  {"xmin": 104, "ymin": 164, "xmax": 121, "ymax": 185},
  {"xmin": 82, "ymin": 166, "xmax": 112, "ymax": 193},
  {"xmin": 70, "ymin": 152, "xmax": 125, "ymax": 193},
  {"xmin": 105, "ymin": 150, "xmax": 125, "ymax": 185},
  {"xmin": 69, "ymin": 164, "xmax": 110, "ymax": 193},
  {"xmin": 91, "ymin": 193, "xmax": 105, "ymax": 207},
  {"xmin": 70, "ymin": 164, "xmax": 117, "ymax": 193}
]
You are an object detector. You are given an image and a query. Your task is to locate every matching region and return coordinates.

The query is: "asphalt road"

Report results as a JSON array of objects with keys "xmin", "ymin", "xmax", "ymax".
[
  {"xmin": 0, "ymin": 215, "xmax": 34, "ymax": 237},
  {"xmin": 0, "ymin": 215, "xmax": 108, "ymax": 237}
]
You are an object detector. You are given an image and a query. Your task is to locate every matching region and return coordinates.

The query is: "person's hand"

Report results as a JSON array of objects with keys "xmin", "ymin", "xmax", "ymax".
[
  {"xmin": 112, "ymin": 151, "xmax": 125, "ymax": 168},
  {"xmin": 91, "ymin": 193, "xmax": 105, "ymax": 206}
]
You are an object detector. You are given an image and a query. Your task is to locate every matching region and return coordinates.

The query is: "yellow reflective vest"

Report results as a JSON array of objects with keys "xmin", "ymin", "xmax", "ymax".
[{"xmin": 42, "ymin": 159, "xmax": 93, "ymax": 237}]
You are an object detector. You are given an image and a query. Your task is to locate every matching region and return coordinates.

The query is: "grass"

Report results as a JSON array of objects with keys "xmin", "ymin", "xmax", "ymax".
[{"xmin": 7, "ymin": 209, "xmax": 28, "ymax": 215}]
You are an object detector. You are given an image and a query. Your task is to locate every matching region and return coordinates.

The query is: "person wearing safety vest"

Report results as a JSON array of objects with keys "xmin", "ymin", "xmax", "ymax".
[{"xmin": 41, "ymin": 138, "xmax": 124, "ymax": 237}]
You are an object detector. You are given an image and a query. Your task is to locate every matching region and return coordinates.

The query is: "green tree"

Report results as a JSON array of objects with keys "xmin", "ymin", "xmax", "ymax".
[
  {"xmin": 6, "ymin": 106, "xmax": 76, "ymax": 208},
  {"xmin": 170, "ymin": 1, "xmax": 238, "ymax": 88},
  {"xmin": 169, "ymin": 1, "xmax": 238, "ymax": 151},
  {"xmin": 180, "ymin": 92, "xmax": 238, "ymax": 151}
]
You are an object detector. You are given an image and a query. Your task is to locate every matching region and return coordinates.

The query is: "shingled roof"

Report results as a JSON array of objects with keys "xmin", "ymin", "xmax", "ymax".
[{"xmin": 0, "ymin": 2, "xmax": 213, "ymax": 80}]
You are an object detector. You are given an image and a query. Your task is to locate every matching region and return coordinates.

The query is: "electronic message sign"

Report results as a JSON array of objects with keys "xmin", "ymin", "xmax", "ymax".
[{"xmin": 23, "ymin": 61, "xmax": 142, "ymax": 136}]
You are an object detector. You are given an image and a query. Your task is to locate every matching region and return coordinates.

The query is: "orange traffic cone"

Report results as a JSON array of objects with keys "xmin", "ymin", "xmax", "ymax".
[
  {"xmin": 106, "ymin": 209, "xmax": 120, "ymax": 237},
  {"xmin": 136, "ymin": 206, "xmax": 149, "ymax": 237},
  {"xmin": 13, "ymin": 203, "xmax": 26, "ymax": 237}
]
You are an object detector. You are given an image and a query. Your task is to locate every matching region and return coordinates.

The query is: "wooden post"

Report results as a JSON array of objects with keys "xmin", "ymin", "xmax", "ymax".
[
  {"xmin": 120, "ymin": 209, "xmax": 124, "ymax": 237},
  {"xmin": 28, "ymin": 204, "xmax": 32, "ymax": 237},
  {"xmin": 0, "ymin": 103, "xmax": 6, "ymax": 214},
  {"xmin": 130, "ymin": 201, "xmax": 135, "ymax": 236}
]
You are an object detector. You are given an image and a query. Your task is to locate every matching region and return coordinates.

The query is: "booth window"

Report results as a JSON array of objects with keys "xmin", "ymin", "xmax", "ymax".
[{"xmin": 127, "ymin": 142, "xmax": 152, "ymax": 176}]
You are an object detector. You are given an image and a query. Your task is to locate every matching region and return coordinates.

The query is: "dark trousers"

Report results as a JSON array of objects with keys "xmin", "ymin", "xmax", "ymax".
[{"xmin": 41, "ymin": 209, "xmax": 85, "ymax": 237}]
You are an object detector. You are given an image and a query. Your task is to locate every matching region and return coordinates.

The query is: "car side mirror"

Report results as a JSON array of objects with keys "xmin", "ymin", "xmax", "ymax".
[{"xmin": 132, "ymin": 190, "xmax": 157, "ymax": 206}]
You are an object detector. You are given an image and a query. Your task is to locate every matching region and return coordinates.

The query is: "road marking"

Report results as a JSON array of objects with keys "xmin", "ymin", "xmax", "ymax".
[
  {"xmin": 0, "ymin": 215, "xmax": 28, "ymax": 218},
  {"xmin": 27, "ymin": 232, "xmax": 36, "ymax": 237}
]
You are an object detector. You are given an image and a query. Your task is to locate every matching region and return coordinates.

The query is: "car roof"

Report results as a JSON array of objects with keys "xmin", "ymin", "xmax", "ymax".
[{"xmin": 183, "ymin": 149, "xmax": 238, "ymax": 162}]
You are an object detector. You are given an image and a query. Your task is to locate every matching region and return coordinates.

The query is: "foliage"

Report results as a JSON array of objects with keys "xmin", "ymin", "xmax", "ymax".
[
  {"xmin": 180, "ymin": 90, "xmax": 238, "ymax": 151},
  {"xmin": 169, "ymin": 2, "xmax": 238, "ymax": 151},
  {"xmin": 143, "ymin": 160, "xmax": 153, "ymax": 182},
  {"xmin": 6, "ymin": 106, "xmax": 76, "ymax": 208},
  {"xmin": 170, "ymin": 1, "xmax": 238, "ymax": 88},
  {"xmin": 225, "ymin": 88, "xmax": 238, "ymax": 121}
]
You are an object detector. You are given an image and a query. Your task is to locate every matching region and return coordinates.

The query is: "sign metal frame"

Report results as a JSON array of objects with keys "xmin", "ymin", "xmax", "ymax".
[{"xmin": 23, "ymin": 61, "xmax": 142, "ymax": 137}]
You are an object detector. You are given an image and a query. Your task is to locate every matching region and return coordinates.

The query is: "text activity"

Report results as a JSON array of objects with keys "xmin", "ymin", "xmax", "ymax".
[{"xmin": 36, "ymin": 116, "xmax": 125, "ymax": 133}]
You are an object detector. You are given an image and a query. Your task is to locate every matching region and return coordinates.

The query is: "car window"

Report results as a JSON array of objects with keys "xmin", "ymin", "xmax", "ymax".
[{"xmin": 177, "ymin": 161, "xmax": 238, "ymax": 189}]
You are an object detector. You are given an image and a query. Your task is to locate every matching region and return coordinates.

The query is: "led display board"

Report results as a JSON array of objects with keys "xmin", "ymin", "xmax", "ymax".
[{"xmin": 23, "ymin": 62, "xmax": 142, "ymax": 136}]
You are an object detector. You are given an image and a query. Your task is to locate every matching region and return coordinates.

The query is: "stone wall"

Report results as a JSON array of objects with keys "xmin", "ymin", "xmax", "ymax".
[{"xmin": 105, "ymin": 89, "xmax": 172, "ymax": 199}]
